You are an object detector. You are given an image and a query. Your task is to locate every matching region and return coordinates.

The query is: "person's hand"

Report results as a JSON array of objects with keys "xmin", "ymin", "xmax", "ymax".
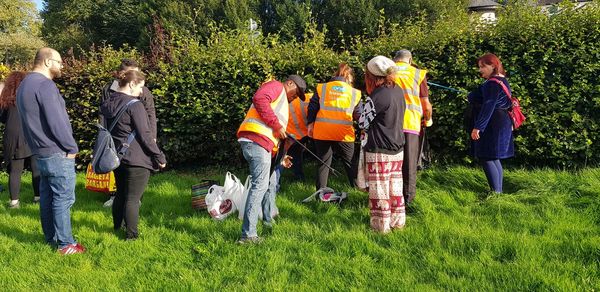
[
  {"xmin": 273, "ymin": 127, "xmax": 287, "ymax": 139},
  {"xmin": 307, "ymin": 123, "xmax": 314, "ymax": 137},
  {"xmin": 66, "ymin": 153, "xmax": 77, "ymax": 159},
  {"xmin": 281, "ymin": 155, "xmax": 293, "ymax": 168},
  {"xmin": 471, "ymin": 128, "xmax": 480, "ymax": 140},
  {"xmin": 159, "ymin": 163, "xmax": 166, "ymax": 169},
  {"xmin": 422, "ymin": 100, "xmax": 433, "ymax": 121}
]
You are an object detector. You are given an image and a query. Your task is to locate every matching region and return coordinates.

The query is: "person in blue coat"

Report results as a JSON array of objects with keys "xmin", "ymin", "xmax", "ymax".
[{"xmin": 468, "ymin": 53, "xmax": 514, "ymax": 194}]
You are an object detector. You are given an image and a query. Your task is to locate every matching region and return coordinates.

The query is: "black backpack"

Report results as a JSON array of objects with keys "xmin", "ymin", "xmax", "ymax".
[{"xmin": 91, "ymin": 99, "xmax": 140, "ymax": 174}]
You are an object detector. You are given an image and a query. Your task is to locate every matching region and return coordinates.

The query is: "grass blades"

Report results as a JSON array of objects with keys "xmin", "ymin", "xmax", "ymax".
[{"xmin": 0, "ymin": 165, "xmax": 598, "ymax": 290}]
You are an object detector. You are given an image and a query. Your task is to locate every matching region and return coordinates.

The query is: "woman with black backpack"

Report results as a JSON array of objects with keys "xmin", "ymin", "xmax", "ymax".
[{"xmin": 100, "ymin": 70, "xmax": 166, "ymax": 240}]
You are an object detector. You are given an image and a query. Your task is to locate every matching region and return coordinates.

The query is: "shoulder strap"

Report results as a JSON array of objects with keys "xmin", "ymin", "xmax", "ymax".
[
  {"xmin": 108, "ymin": 99, "xmax": 140, "ymax": 132},
  {"xmin": 488, "ymin": 78, "xmax": 512, "ymax": 99}
]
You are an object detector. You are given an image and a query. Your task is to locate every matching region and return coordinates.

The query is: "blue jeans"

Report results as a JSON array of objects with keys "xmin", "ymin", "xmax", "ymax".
[
  {"xmin": 240, "ymin": 141, "xmax": 277, "ymax": 239},
  {"xmin": 36, "ymin": 153, "xmax": 77, "ymax": 248}
]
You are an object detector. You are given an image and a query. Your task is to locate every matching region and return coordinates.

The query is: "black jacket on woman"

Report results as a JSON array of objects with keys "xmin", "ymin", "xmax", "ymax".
[
  {"xmin": 100, "ymin": 92, "xmax": 166, "ymax": 170},
  {"xmin": 365, "ymin": 85, "xmax": 406, "ymax": 155},
  {"xmin": 0, "ymin": 105, "xmax": 32, "ymax": 163}
]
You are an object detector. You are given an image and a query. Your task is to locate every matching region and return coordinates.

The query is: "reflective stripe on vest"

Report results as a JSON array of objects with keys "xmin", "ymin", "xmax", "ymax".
[
  {"xmin": 395, "ymin": 63, "xmax": 427, "ymax": 132},
  {"xmin": 237, "ymin": 88, "xmax": 289, "ymax": 152},
  {"xmin": 286, "ymin": 93, "xmax": 310, "ymax": 139},
  {"xmin": 313, "ymin": 81, "xmax": 361, "ymax": 142}
]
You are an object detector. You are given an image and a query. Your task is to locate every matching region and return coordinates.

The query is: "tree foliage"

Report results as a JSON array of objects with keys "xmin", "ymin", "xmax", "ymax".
[
  {"xmin": 40, "ymin": 0, "xmax": 468, "ymax": 52},
  {"xmin": 40, "ymin": 2, "xmax": 600, "ymax": 168},
  {"xmin": 0, "ymin": 0, "xmax": 45, "ymax": 64}
]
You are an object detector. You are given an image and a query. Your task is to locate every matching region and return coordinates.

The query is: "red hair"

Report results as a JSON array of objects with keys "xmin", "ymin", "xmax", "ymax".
[
  {"xmin": 478, "ymin": 53, "xmax": 506, "ymax": 76},
  {"xmin": 0, "ymin": 71, "xmax": 27, "ymax": 110},
  {"xmin": 364, "ymin": 69, "xmax": 396, "ymax": 95}
]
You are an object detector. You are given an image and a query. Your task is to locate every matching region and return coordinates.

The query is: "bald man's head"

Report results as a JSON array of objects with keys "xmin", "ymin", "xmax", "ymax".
[
  {"xmin": 33, "ymin": 47, "xmax": 63, "ymax": 79},
  {"xmin": 34, "ymin": 48, "xmax": 59, "ymax": 66},
  {"xmin": 393, "ymin": 49, "xmax": 412, "ymax": 63}
]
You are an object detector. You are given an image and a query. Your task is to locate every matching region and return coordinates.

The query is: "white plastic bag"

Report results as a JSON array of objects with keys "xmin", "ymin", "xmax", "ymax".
[
  {"xmin": 205, "ymin": 185, "xmax": 236, "ymax": 221},
  {"xmin": 223, "ymin": 172, "xmax": 244, "ymax": 211},
  {"xmin": 236, "ymin": 175, "xmax": 252, "ymax": 220}
]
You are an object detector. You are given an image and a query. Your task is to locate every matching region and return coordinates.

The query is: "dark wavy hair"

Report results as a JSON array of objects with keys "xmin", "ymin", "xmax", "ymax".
[{"xmin": 0, "ymin": 71, "xmax": 27, "ymax": 110}]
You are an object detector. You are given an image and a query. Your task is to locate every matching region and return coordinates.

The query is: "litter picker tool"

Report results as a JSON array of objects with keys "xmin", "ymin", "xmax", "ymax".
[
  {"xmin": 427, "ymin": 81, "xmax": 468, "ymax": 94},
  {"xmin": 287, "ymin": 134, "xmax": 340, "ymax": 177}
]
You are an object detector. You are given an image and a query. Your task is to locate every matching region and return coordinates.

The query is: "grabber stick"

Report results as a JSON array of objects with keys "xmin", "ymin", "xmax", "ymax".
[{"xmin": 287, "ymin": 134, "xmax": 340, "ymax": 177}]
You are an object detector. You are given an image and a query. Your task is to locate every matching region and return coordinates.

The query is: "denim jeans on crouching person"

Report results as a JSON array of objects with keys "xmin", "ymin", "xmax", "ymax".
[
  {"xmin": 36, "ymin": 153, "xmax": 77, "ymax": 248},
  {"xmin": 240, "ymin": 141, "xmax": 278, "ymax": 239}
]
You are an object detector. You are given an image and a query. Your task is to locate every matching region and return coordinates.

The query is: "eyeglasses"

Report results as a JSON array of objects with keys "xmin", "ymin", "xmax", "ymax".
[{"xmin": 48, "ymin": 59, "xmax": 63, "ymax": 66}]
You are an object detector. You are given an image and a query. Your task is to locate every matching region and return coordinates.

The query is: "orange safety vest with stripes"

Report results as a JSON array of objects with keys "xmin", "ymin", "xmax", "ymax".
[
  {"xmin": 286, "ymin": 93, "xmax": 311, "ymax": 140},
  {"xmin": 394, "ymin": 61, "xmax": 427, "ymax": 134},
  {"xmin": 313, "ymin": 81, "xmax": 361, "ymax": 142},
  {"xmin": 237, "ymin": 88, "xmax": 289, "ymax": 152}
]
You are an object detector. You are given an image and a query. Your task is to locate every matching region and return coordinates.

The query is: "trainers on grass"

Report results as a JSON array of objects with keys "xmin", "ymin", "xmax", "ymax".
[
  {"xmin": 58, "ymin": 243, "xmax": 85, "ymax": 255},
  {"xmin": 237, "ymin": 236, "xmax": 262, "ymax": 245}
]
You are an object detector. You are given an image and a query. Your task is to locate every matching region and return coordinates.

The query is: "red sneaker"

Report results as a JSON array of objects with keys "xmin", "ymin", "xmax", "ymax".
[
  {"xmin": 58, "ymin": 243, "xmax": 85, "ymax": 255},
  {"xmin": 75, "ymin": 243, "xmax": 86, "ymax": 252}
]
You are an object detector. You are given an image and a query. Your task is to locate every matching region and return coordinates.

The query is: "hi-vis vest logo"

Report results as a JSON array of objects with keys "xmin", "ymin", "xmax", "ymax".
[{"xmin": 331, "ymin": 85, "xmax": 346, "ymax": 92}]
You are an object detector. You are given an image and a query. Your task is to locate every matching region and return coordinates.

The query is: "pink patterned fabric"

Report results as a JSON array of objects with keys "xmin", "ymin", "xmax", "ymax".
[{"xmin": 365, "ymin": 151, "xmax": 406, "ymax": 233}]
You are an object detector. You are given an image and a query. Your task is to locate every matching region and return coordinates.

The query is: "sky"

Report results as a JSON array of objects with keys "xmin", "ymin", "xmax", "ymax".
[{"xmin": 33, "ymin": 0, "xmax": 44, "ymax": 11}]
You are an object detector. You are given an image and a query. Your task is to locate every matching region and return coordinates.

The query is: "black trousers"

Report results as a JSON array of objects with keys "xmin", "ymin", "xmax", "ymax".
[
  {"xmin": 7, "ymin": 156, "xmax": 40, "ymax": 200},
  {"xmin": 287, "ymin": 141, "xmax": 305, "ymax": 180},
  {"xmin": 113, "ymin": 165, "xmax": 150, "ymax": 239},
  {"xmin": 402, "ymin": 133, "xmax": 420, "ymax": 204},
  {"xmin": 314, "ymin": 139, "xmax": 355, "ymax": 190}
]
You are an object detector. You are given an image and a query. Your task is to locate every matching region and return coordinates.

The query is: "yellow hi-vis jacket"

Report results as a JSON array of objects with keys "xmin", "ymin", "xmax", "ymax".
[
  {"xmin": 286, "ymin": 93, "xmax": 311, "ymax": 140},
  {"xmin": 237, "ymin": 88, "xmax": 289, "ymax": 152},
  {"xmin": 313, "ymin": 81, "xmax": 361, "ymax": 142},
  {"xmin": 394, "ymin": 61, "xmax": 427, "ymax": 134}
]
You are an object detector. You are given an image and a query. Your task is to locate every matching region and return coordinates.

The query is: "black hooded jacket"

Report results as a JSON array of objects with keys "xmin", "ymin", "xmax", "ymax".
[{"xmin": 100, "ymin": 91, "xmax": 166, "ymax": 170}]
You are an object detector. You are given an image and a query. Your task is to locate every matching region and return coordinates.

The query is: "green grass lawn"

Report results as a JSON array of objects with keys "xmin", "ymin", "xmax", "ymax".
[{"xmin": 0, "ymin": 165, "xmax": 599, "ymax": 290}]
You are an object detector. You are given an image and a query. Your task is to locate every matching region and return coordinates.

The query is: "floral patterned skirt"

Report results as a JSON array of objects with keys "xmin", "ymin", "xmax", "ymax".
[{"xmin": 365, "ymin": 151, "xmax": 406, "ymax": 233}]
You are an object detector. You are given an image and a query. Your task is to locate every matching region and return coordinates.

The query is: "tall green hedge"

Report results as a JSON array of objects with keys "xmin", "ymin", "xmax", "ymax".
[{"xmin": 52, "ymin": 3, "xmax": 599, "ymax": 168}]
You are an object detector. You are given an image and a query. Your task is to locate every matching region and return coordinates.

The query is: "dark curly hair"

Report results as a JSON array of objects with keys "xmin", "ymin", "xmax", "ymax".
[{"xmin": 0, "ymin": 71, "xmax": 27, "ymax": 110}]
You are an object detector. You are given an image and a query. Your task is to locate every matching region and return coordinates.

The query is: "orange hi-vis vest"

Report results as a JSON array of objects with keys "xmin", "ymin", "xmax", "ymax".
[
  {"xmin": 313, "ymin": 81, "xmax": 361, "ymax": 142},
  {"xmin": 286, "ymin": 93, "xmax": 311, "ymax": 140},
  {"xmin": 394, "ymin": 61, "xmax": 427, "ymax": 134},
  {"xmin": 237, "ymin": 88, "xmax": 289, "ymax": 152}
]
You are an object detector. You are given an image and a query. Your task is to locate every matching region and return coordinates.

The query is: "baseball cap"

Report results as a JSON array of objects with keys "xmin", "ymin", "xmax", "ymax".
[{"xmin": 287, "ymin": 75, "xmax": 307, "ymax": 101}]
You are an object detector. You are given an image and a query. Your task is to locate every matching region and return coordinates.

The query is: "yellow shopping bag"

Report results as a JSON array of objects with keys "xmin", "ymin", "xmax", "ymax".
[{"xmin": 85, "ymin": 163, "xmax": 116, "ymax": 193}]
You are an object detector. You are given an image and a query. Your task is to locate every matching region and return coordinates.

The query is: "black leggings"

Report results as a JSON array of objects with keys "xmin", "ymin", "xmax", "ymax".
[
  {"xmin": 112, "ymin": 165, "xmax": 150, "ymax": 239},
  {"xmin": 314, "ymin": 139, "xmax": 355, "ymax": 190},
  {"xmin": 7, "ymin": 157, "xmax": 40, "ymax": 200}
]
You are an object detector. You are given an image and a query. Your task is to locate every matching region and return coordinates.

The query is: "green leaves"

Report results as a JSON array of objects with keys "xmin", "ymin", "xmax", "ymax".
[{"xmin": 31, "ymin": 2, "xmax": 600, "ymax": 168}]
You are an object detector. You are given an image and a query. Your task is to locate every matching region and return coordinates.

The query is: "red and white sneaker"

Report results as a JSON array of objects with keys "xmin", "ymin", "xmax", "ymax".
[
  {"xmin": 58, "ymin": 243, "xmax": 86, "ymax": 255},
  {"xmin": 75, "ymin": 243, "xmax": 86, "ymax": 252}
]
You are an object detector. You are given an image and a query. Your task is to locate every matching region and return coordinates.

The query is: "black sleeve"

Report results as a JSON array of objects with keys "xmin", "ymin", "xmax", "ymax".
[
  {"xmin": 129, "ymin": 102, "xmax": 166, "ymax": 165},
  {"xmin": 141, "ymin": 87, "xmax": 157, "ymax": 139},
  {"xmin": 0, "ymin": 109, "xmax": 7, "ymax": 124},
  {"xmin": 306, "ymin": 92, "xmax": 321, "ymax": 124},
  {"xmin": 99, "ymin": 83, "xmax": 111, "ymax": 127}
]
